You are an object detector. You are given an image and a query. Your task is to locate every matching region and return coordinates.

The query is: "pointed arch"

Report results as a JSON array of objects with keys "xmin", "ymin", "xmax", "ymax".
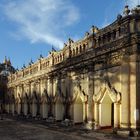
[
  {"xmin": 73, "ymin": 84, "xmax": 88, "ymax": 103},
  {"xmin": 93, "ymin": 84, "xmax": 121, "ymax": 103},
  {"xmin": 93, "ymin": 83, "xmax": 121, "ymax": 128}
]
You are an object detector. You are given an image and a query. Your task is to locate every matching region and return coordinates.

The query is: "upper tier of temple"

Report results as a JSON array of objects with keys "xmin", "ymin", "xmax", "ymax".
[{"xmin": 7, "ymin": 5, "xmax": 140, "ymax": 83}]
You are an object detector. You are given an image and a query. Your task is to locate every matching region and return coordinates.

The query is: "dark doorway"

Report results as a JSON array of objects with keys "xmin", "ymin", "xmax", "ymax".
[{"xmin": 111, "ymin": 103, "xmax": 114, "ymax": 127}]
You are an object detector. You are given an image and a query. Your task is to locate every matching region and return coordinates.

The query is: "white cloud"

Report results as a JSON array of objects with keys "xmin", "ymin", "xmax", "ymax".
[
  {"xmin": 101, "ymin": 0, "xmax": 139, "ymax": 29},
  {"xmin": 3, "ymin": 0, "xmax": 80, "ymax": 49},
  {"xmin": 128, "ymin": 0, "xmax": 139, "ymax": 8}
]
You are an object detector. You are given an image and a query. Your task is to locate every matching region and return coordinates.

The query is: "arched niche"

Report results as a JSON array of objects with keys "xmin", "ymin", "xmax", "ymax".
[
  {"xmin": 73, "ymin": 95, "xmax": 83, "ymax": 123},
  {"xmin": 93, "ymin": 84, "xmax": 121, "ymax": 128},
  {"xmin": 10, "ymin": 94, "xmax": 15, "ymax": 115},
  {"xmin": 23, "ymin": 96, "xmax": 28, "ymax": 116},
  {"xmin": 31, "ymin": 93, "xmax": 37, "ymax": 117},
  {"xmin": 41, "ymin": 94, "xmax": 48, "ymax": 119},
  {"xmin": 55, "ymin": 97, "xmax": 64, "ymax": 121},
  {"xmin": 15, "ymin": 98, "xmax": 21, "ymax": 115},
  {"xmin": 73, "ymin": 86, "xmax": 88, "ymax": 124}
]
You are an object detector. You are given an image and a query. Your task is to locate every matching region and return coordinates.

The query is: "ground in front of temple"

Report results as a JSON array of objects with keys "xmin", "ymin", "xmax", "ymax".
[{"xmin": 0, "ymin": 117, "xmax": 139, "ymax": 140}]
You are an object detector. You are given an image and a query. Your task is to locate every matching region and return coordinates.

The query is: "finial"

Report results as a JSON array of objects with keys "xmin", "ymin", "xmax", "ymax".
[
  {"xmin": 4, "ymin": 56, "xmax": 7, "ymax": 64},
  {"xmin": 85, "ymin": 32, "xmax": 89, "ymax": 38},
  {"xmin": 68, "ymin": 38, "xmax": 74, "ymax": 45},
  {"xmin": 16, "ymin": 67, "xmax": 19, "ymax": 71},
  {"xmin": 40, "ymin": 54, "xmax": 43, "ymax": 59},
  {"xmin": 90, "ymin": 26, "xmax": 99, "ymax": 34},
  {"xmin": 22, "ymin": 64, "xmax": 26, "ymax": 69},
  {"xmin": 64, "ymin": 43, "xmax": 67, "ymax": 47},
  {"xmin": 29, "ymin": 59, "xmax": 33, "ymax": 65},
  {"xmin": 7, "ymin": 57, "xmax": 11, "ymax": 65},
  {"xmin": 117, "ymin": 14, "xmax": 122, "ymax": 20},
  {"xmin": 123, "ymin": 5, "xmax": 130, "ymax": 16},
  {"xmin": 94, "ymin": 26, "xmax": 99, "ymax": 34},
  {"xmin": 52, "ymin": 46, "xmax": 56, "ymax": 52},
  {"xmin": 30, "ymin": 59, "xmax": 33, "ymax": 64}
]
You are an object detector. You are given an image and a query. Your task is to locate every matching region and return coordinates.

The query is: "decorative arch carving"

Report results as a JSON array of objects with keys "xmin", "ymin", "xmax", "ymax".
[
  {"xmin": 73, "ymin": 84, "xmax": 88, "ymax": 103},
  {"xmin": 93, "ymin": 83, "xmax": 121, "ymax": 103}
]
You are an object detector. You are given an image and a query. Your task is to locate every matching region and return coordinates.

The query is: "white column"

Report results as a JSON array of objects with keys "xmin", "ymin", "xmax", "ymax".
[
  {"xmin": 121, "ymin": 55, "xmax": 130, "ymax": 128},
  {"xmin": 114, "ymin": 103, "xmax": 120, "ymax": 128},
  {"xmin": 94, "ymin": 102, "xmax": 100, "ymax": 129},
  {"xmin": 83, "ymin": 101, "xmax": 88, "ymax": 123},
  {"xmin": 86, "ymin": 72, "xmax": 94, "ymax": 129}
]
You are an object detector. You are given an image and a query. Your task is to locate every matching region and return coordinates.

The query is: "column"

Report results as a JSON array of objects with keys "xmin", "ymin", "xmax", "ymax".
[
  {"xmin": 114, "ymin": 103, "xmax": 120, "ymax": 128},
  {"xmin": 13, "ymin": 87, "xmax": 17, "ymax": 114},
  {"xmin": 83, "ymin": 101, "xmax": 88, "ymax": 123},
  {"xmin": 86, "ymin": 72, "xmax": 94, "ymax": 129},
  {"xmin": 20, "ymin": 84, "xmax": 24, "ymax": 115},
  {"xmin": 121, "ymin": 55, "xmax": 130, "ymax": 128},
  {"xmin": 130, "ymin": 54, "xmax": 140, "ymax": 129},
  {"xmin": 94, "ymin": 102, "xmax": 100, "ymax": 129},
  {"xmin": 28, "ymin": 82, "xmax": 31, "ymax": 115},
  {"xmin": 48, "ymin": 77, "xmax": 52, "ymax": 95},
  {"xmin": 47, "ymin": 76, "xmax": 54, "ymax": 117}
]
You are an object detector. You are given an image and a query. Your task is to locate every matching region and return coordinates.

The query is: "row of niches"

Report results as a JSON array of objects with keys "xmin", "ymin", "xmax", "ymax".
[
  {"xmin": 40, "ymin": 61, "xmax": 50, "ymax": 69},
  {"xmin": 96, "ymin": 25, "xmax": 128, "ymax": 47},
  {"xmin": 53, "ymin": 53, "xmax": 64, "ymax": 65},
  {"xmin": 70, "ymin": 44, "xmax": 87, "ymax": 57},
  {"xmin": 52, "ymin": 43, "xmax": 88, "ymax": 64},
  {"xmin": 94, "ymin": 5, "xmax": 140, "ymax": 47}
]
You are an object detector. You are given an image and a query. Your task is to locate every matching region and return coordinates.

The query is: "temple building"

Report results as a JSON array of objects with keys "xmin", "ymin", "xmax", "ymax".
[
  {"xmin": 0, "ymin": 57, "xmax": 15, "ymax": 112},
  {"xmin": 3, "ymin": 5, "xmax": 140, "ymax": 135}
]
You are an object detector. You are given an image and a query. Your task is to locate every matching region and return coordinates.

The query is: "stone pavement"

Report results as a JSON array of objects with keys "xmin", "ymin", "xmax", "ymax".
[{"xmin": 0, "ymin": 117, "xmax": 139, "ymax": 140}]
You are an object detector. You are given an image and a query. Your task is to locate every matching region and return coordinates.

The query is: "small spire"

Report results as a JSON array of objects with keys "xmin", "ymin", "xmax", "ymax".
[
  {"xmin": 7, "ymin": 57, "xmax": 11, "ymax": 65},
  {"xmin": 52, "ymin": 46, "xmax": 56, "ymax": 52},
  {"xmin": 90, "ymin": 26, "xmax": 99, "ymax": 34},
  {"xmin": 85, "ymin": 32, "xmax": 89, "ymax": 38},
  {"xmin": 123, "ymin": 5, "xmax": 130, "ymax": 16},
  {"xmin": 23, "ymin": 64, "xmax": 26, "ymax": 68},
  {"xmin": 40, "ymin": 54, "xmax": 43, "ymax": 59},
  {"xmin": 4, "ymin": 56, "xmax": 7, "ymax": 64},
  {"xmin": 68, "ymin": 38, "xmax": 74, "ymax": 45},
  {"xmin": 16, "ymin": 67, "xmax": 19, "ymax": 71},
  {"xmin": 64, "ymin": 43, "xmax": 67, "ymax": 47},
  {"xmin": 30, "ymin": 59, "xmax": 33, "ymax": 64}
]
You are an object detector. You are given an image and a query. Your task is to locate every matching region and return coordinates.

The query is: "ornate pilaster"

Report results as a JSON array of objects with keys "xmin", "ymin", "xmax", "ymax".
[
  {"xmin": 114, "ymin": 102, "xmax": 121, "ymax": 128},
  {"xmin": 129, "ymin": 54, "xmax": 140, "ymax": 129},
  {"xmin": 86, "ymin": 71, "xmax": 94, "ymax": 130},
  {"xmin": 94, "ymin": 102, "xmax": 100, "ymax": 129},
  {"xmin": 120, "ymin": 55, "xmax": 130, "ymax": 128}
]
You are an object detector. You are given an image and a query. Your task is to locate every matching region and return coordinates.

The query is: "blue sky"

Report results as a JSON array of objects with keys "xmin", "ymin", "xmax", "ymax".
[{"xmin": 0, "ymin": 0, "xmax": 138, "ymax": 69}]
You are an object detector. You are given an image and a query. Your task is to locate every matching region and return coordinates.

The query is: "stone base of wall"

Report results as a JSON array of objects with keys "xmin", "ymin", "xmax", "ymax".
[{"xmin": 115, "ymin": 128, "xmax": 139, "ymax": 137}]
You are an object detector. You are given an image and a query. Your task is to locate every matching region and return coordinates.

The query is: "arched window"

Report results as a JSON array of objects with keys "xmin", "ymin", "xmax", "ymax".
[
  {"xmin": 80, "ymin": 45, "xmax": 82, "ymax": 53},
  {"xmin": 102, "ymin": 35, "xmax": 105, "ymax": 44},
  {"xmin": 73, "ymin": 49, "xmax": 75, "ymax": 56},
  {"xmin": 55, "ymin": 58, "xmax": 57, "ymax": 63},
  {"xmin": 108, "ymin": 32, "xmax": 111, "ymax": 42},
  {"xmin": 118, "ymin": 27, "xmax": 121, "ymax": 36},
  {"xmin": 98, "ymin": 36, "xmax": 101, "ymax": 46},
  {"xmin": 83, "ymin": 44, "xmax": 86, "ymax": 52},
  {"xmin": 76, "ymin": 47, "xmax": 78, "ymax": 55},
  {"xmin": 57, "ymin": 56, "xmax": 59, "ymax": 62},
  {"xmin": 60, "ymin": 55, "xmax": 62, "ymax": 61},
  {"xmin": 113, "ymin": 30, "xmax": 116, "ymax": 39}
]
